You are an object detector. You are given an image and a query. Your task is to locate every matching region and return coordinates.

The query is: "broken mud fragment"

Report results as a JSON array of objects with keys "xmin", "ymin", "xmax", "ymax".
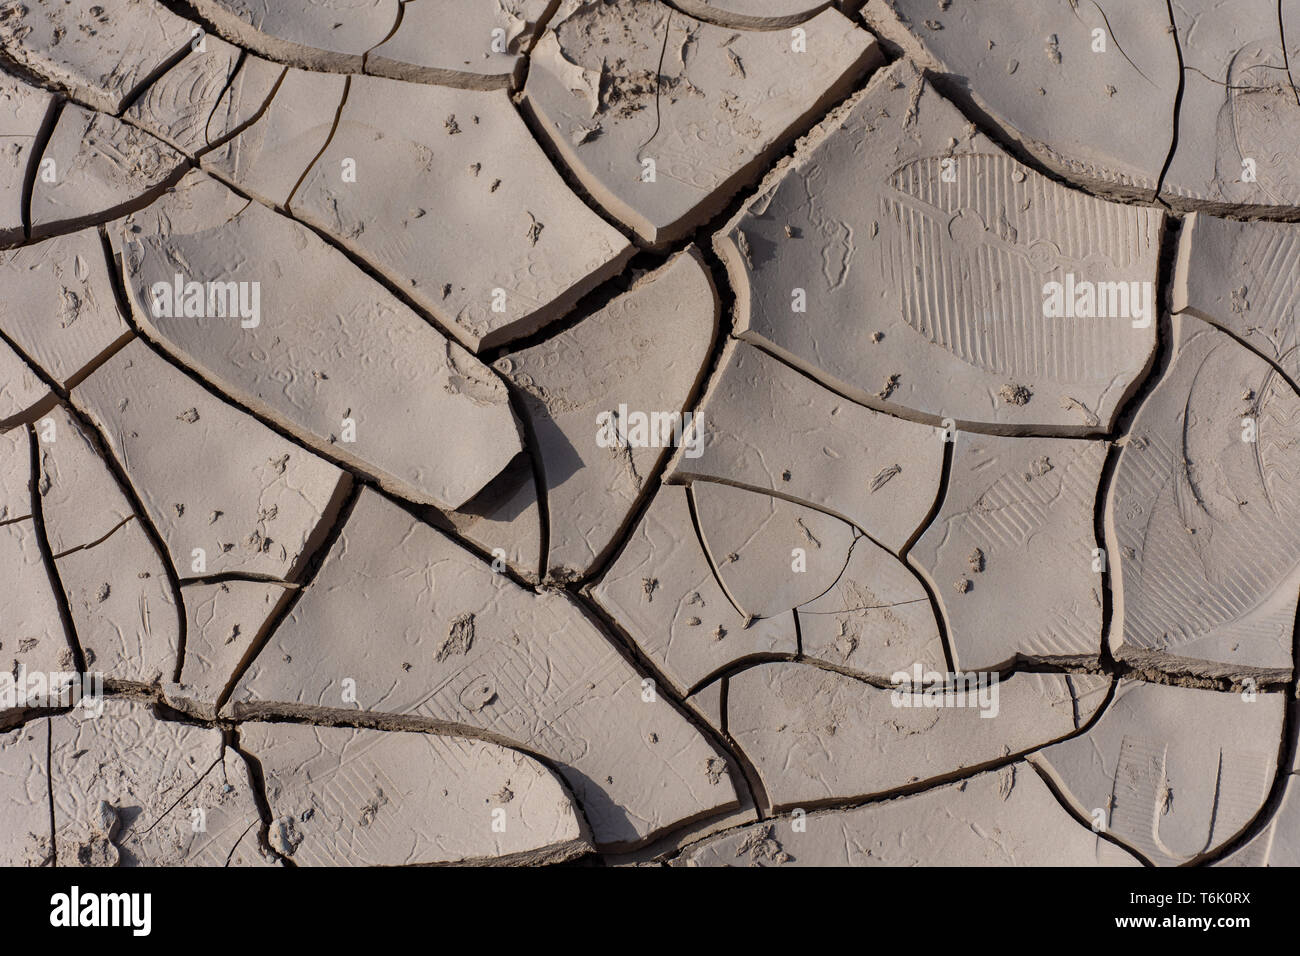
[
  {"xmin": 0, "ymin": 69, "xmax": 53, "ymax": 243},
  {"xmin": 495, "ymin": 247, "xmax": 717, "ymax": 581},
  {"xmin": 910, "ymin": 435, "xmax": 1105, "ymax": 670},
  {"xmin": 522, "ymin": 0, "xmax": 880, "ymax": 246},
  {"xmin": 717, "ymin": 59, "xmax": 1161, "ymax": 432},
  {"xmin": 667, "ymin": 340, "xmax": 942, "ymax": 550},
  {"xmin": 0, "ymin": 229, "xmax": 132, "ymax": 388},
  {"xmin": 125, "ymin": 37, "xmax": 282, "ymax": 158},
  {"xmin": 1030, "ymin": 679, "xmax": 1284, "ymax": 866},
  {"xmin": 727, "ymin": 663, "xmax": 1108, "ymax": 807},
  {"xmin": 291, "ymin": 73, "xmax": 634, "ymax": 352},
  {"xmin": 228, "ymin": 488, "xmax": 739, "ymax": 849},
  {"xmin": 242, "ymin": 721, "xmax": 590, "ymax": 866},
  {"xmin": 71, "ymin": 340, "xmax": 349, "ymax": 581},
  {"xmin": 862, "ymin": 0, "xmax": 1178, "ymax": 200},
  {"xmin": 679, "ymin": 763, "xmax": 1139, "ymax": 866},
  {"xmin": 590, "ymin": 483, "xmax": 796, "ymax": 694},
  {"xmin": 0, "ymin": 0, "xmax": 197, "ymax": 115},
  {"xmin": 1106, "ymin": 316, "xmax": 1300, "ymax": 680},
  {"xmin": 115, "ymin": 170, "xmax": 522, "ymax": 512}
]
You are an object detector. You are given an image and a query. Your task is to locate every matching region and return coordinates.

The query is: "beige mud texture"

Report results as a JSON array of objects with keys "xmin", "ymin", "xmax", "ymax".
[{"xmin": 1, "ymin": 0, "xmax": 1300, "ymax": 870}]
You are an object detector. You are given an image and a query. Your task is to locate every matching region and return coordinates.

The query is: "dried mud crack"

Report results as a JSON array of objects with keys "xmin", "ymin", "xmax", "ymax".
[{"xmin": 1, "ymin": 0, "xmax": 1300, "ymax": 873}]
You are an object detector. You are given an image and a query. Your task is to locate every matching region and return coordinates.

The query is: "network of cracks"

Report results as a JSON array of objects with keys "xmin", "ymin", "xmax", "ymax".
[{"xmin": 1, "ymin": 0, "xmax": 1300, "ymax": 867}]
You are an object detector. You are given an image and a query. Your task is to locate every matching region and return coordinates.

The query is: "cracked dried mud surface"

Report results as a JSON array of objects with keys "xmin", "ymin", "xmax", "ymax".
[{"xmin": 2, "ymin": 0, "xmax": 1300, "ymax": 870}]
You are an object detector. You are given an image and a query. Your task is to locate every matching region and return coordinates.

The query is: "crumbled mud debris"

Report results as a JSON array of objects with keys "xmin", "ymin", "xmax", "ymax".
[
  {"xmin": 734, "ymin": 824, "xmax": 791, "ymax": 865},
  {"xmin": 704, "ymin": 757, "xmax": 728, "ymax": 785},
  {"xmin": 436, "ymin": 613, "xmax": 476, "ymax": 663},
  {"xmin": 1023, "ymin": 456, "xmax": 1053, "ymax": 480},
  {"xmin": 999, "ymin": 384, "xmax": 1032, "ymax": 406}
]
